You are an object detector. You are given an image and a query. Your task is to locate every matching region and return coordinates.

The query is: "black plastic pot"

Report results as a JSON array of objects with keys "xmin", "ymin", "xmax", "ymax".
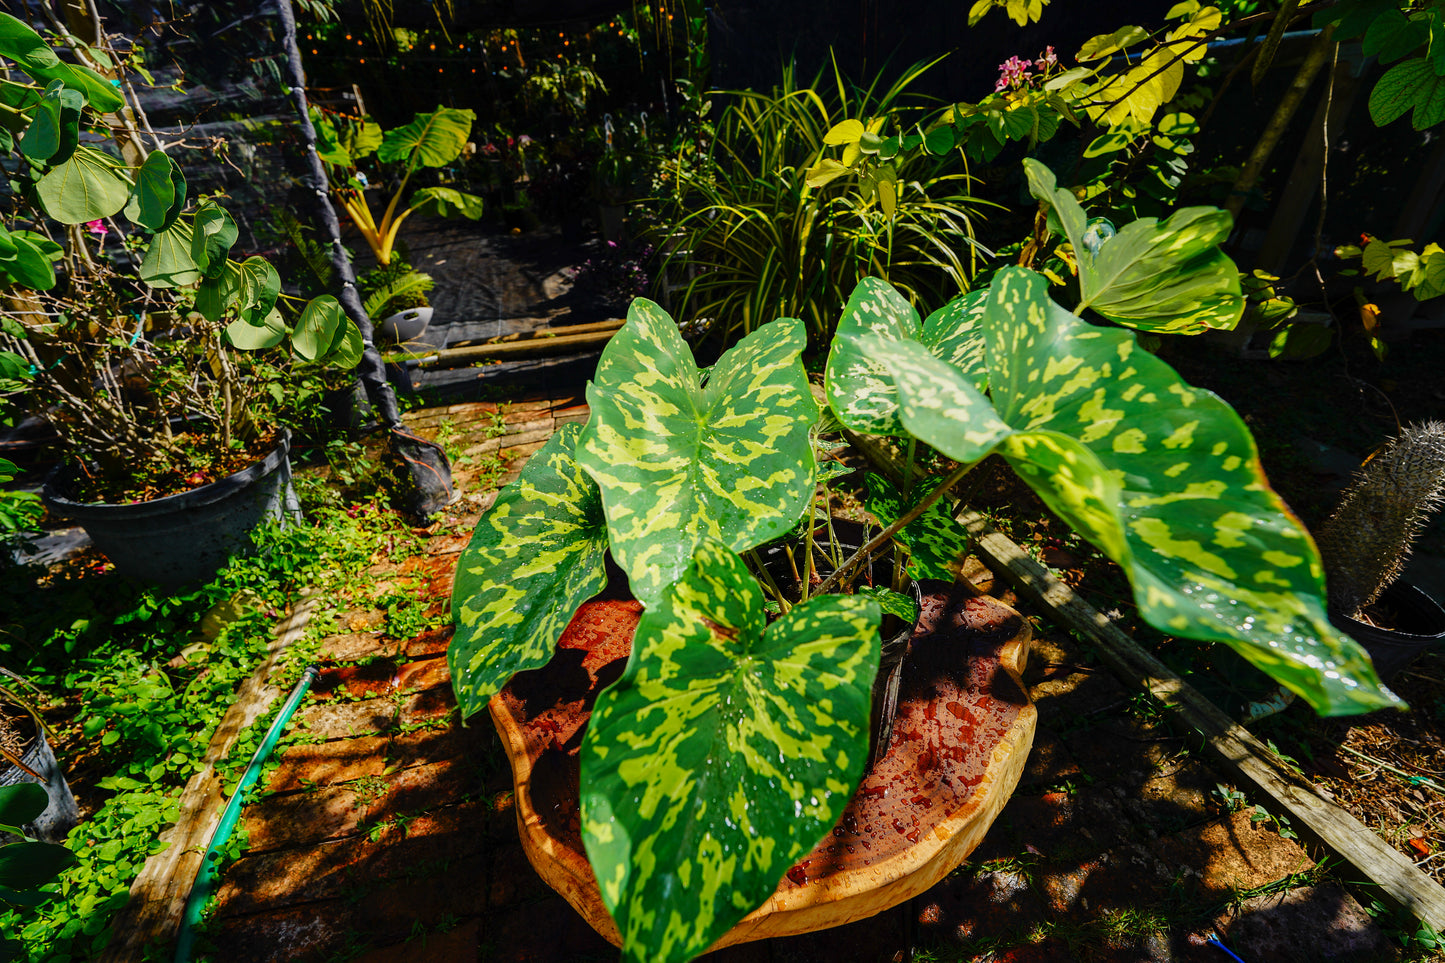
[
  {"xmin": 41, "ymin": 433, "xmax": 301, "ymax": 584},
  {"xmin": 1330, "ymin": 581, "xmax": 1445, "ymax": 682},
  {"xmin": 0, "ymin": 720, "xmax": 78, "ymax": 845}
]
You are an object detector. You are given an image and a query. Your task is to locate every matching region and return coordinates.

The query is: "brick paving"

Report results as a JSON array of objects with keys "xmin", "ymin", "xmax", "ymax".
[{"xmin": 196, "ymin": 395, "xmax": 1403, "ymax": 963}]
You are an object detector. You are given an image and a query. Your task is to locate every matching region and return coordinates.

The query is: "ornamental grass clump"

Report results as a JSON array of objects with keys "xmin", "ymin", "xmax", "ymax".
[{"xmin": 448, "ymin": 158, "xmax": 1398, "ymax": 963}]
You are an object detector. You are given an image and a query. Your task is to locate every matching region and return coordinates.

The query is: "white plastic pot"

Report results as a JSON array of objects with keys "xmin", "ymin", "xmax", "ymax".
[{"xmin": 379, "ymin": 306, "xmax": 433, "ymax": 344}]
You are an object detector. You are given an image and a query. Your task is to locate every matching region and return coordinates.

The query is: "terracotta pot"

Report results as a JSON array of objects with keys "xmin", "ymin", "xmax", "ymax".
[{"xmin": 489, "ymin": 580, "xmax": 1035, "ymax": 951}]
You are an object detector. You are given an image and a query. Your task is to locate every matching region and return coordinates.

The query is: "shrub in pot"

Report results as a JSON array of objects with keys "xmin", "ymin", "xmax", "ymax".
[
  {"xmin": 449, "ymin": 162, "xmax": 1398, "ymax": 962},
  {"xmin": 0, "ymin": 16, "xmax": 362, "ymax": 580}
]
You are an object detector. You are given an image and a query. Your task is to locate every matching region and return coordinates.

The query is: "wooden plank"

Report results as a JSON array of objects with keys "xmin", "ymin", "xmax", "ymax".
[
  {"xmin": 957, "ymin": 510, "xmax": 1445, "ymax": 931},
  {"xmin": 445, "ymin": 318, "xmax": 624, "ymax": 348},
  {"xmin": 415, "ymin": 328, "xmax": 619, "ymax": 369},
  {"xmin": 100, "ymin": 591, "xmax": 320, "ymax": 962}
]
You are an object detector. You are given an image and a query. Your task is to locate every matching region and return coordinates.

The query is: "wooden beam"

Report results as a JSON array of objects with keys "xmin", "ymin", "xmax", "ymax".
[
  {"xmin": 958, "ymin": 510, "xmax": 1445, "ymax": 931},
  {"xmin": 100, "ymin": 591, "xmax": 319, "ymax": 962},
  {"xmin": 414, "ymin": 328, "xmax": 619, "ymax": 369}
]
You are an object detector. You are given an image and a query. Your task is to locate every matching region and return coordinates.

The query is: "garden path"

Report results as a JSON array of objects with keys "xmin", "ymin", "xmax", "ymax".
[{"xmin": 189, "ymin": 394, "xmax": 1406, "ymax": 963}]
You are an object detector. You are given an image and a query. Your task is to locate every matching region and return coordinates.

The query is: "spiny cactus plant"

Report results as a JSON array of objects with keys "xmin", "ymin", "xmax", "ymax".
[{"xmin": 1316, "ymin": 421, "xmax": 1445, "ymax": 619}]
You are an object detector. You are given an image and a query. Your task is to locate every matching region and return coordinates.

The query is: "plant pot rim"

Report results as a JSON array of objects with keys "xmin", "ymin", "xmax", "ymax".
[{"xmin": 41, "ymin": 430, "xmax": 291, "ymax": 516}]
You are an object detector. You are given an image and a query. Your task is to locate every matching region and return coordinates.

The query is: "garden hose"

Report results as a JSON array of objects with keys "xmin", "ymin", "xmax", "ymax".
[{"xmin": 173, "ymin": 665, "xmax": 319, "ymax": 963}]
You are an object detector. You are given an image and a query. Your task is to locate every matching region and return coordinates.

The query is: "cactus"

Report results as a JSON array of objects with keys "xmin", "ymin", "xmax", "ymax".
[{"xmin": 1315, "ymin": 421, "xmax": 1445, "ymax": 619}]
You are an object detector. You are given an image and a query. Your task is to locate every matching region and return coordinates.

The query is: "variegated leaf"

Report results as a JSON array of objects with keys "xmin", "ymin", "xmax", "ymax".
[
  {"xmin": 582, "ymin": 539, "xmax": 880, "ymax": 963},
  {"xmin": 826, "ymin": 279, "xmax": 988, "ymax": 437},
  {"xmin": 864, "ymin": 472, "xmax": 975, "ymax": 581},
  {"xmin": 868, "ymin": 268, "xmax": 1398, "ymax": 715},
  {"xmin": 448, "ymin": 424, "xmax": 609, "ymax": 719},
  {"xmin": 578, "ymin": 299, "xmax": 818, "ymax": 608},
  {"xmin": 1024, "ymin": 158, "xmax": 1244, "ymax": 335}
]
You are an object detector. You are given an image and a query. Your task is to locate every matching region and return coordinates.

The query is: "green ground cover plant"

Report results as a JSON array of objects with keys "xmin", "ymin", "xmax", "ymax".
[{"xmin": 0, "ymin": 502, "xmax": 424, "ymax": 961}]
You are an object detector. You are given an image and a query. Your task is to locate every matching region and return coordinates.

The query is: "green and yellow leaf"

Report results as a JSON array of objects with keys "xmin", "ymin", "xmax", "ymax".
[
  {"xmin": 449, "ymin": 424, "xmax": 610, "ymax": 719},
  {"xmin": 826, "ymin": 279, "xmax": 988, "ymax": 437},
  {"xmin": 581, "ymin": 538, "xmax": 880, "ymax": 963},
  {"xmin": 579, "ymin": 299, "xmax": 818, "ymax": 608},
  {"xmin": 864, "ymin": 267, "xmax": 1396, "ymax": 715}
]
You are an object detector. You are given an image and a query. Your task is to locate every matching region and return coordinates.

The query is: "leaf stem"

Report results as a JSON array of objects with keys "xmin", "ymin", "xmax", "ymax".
[{"xmin": 815, "ymin": 459, "xmax": 976, "ymax": 597}]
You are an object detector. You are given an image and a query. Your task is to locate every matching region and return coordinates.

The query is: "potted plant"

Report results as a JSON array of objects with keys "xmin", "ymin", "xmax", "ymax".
[
  {"xmin": 357, "ymin": 257, "xmax": 436, "ymax": 344},
  {"xmin": 448, "ymin": 159, "xmax": 1400, "ymax": 963},
  {"xmin": 1315, "ymin": 420, "xmax": 1445, "ymax": 680},
  {"xmin": 313, "ymin": 105, "xmax": 485, "ymax": 340},
  {"xmin": 0, "ymin": 15, "xmax": 362, "ymax": 582}
]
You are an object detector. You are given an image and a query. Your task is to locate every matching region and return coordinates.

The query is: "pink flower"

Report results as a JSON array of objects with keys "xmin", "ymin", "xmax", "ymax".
[
  {"xmin": 85, "ymin": 219, "xmax": 107, "ymax": 237},
  {"xmin": 1040, "ymin": 46, "xmax": 1058, "ymax": 70},
  {"xmin": 994, "ymin": 55, "xmax": 1034, "ymax": 92}
]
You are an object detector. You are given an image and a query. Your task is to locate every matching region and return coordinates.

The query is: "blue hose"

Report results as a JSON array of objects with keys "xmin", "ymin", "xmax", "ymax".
[{"xmin": 173, "ymin": 665, "xmax": 319, "ymax": 963}]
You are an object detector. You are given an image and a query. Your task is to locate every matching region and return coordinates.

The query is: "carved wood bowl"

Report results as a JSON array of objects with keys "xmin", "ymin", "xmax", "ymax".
[{"xmin": 488, "ymin": 581, "xmax": 1035, "ymax": 951}]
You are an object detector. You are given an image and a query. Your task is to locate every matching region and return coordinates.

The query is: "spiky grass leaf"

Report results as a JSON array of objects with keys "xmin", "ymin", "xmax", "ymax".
[
  {"xmin": 581, "ymin": 539, "xmax": 880, "ymax": 963},
  {"xmin": 826, "ymin": 279, "xmax": 988, "ymax": 436},
  {"xmin": 579, "ymin": 299, "xmax": 818, "ymax": 608},
  {"xmin": 448, "ymin": 424, "xmax": 609, "ymax": 719},
  {"xmin": 863, "ymin": 268, "xmax": 1398, "ymax": 715}
]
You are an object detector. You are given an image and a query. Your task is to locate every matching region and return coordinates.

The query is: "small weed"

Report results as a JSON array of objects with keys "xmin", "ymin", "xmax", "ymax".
[{"xmin": 1214, "ymin": 783, "xmax": 1247, "ymax": 813}]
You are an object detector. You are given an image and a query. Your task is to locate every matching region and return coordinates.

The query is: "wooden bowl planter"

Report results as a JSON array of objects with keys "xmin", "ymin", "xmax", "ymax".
[{"xmin": 490, "ymin": 582, "xmax": 1035, "ymax": 951}]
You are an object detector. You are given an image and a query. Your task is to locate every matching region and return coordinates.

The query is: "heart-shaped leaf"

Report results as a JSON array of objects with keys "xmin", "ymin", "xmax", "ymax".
[
  {"xmin": 234, "ymin": 256, "xmax": 281, "ymax": 324},
  {"xmin": 582, "ymin": 538, "xmax": 880, "ymax": 963},
  {"xmin": 863, "ymin": 267, "xmax": 1398, "ymax": 715},
  {"xmin": 1024, "ymin": 158, "xmax": 1244, "ymax": 334},
  {"xmin": 825, "ymin": 278, "xmax": 988, "ymax": 437},
  {"xmin": 123, "ymin": 150, "xmax": 177, "ymax": 231},
  {"xmin": 449, "ymin": 424, "xmax": 610, "ymax": 719},
  {"xmin": 864, "ymin": 473, "xmax": 974, "ymax": 580},
  {"xmin": 377, "ymin": 107, "xmax": 475, "ymax": 170},
  {"xmin": 19, "ymin": 80, "xmax": 81, "ymax": 164},
  {"xmin": 578, "ymin": 299, "xmax": 818, "ymax": 607},
  {"xmin": 35, "ymin": 145, "xmax": 131, "ymax": 224}
]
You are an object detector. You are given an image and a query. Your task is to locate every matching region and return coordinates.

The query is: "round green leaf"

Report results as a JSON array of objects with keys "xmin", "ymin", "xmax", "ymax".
[
  {"xmin": 0, "ymin": 13, "xmax": 123, "ymax": 112},
  {"xmin": 139, "ymin": 219, "xmax": 200, "ymax": 288},
  {"xmin": 292, "ymin": 296, "xmax": 343, "ymax": 361},
  {"xmin": 124, "ymin": 150, "xmax": 177, "ymax": 232},
  {"xmin": 582, "ymin": 538, "xmax": 880, "ymax": 963},
  {"xmin": 225, "ymin": 307, "xmax": 286, "ymax": 350},
  {"xmin": 35, "ymin": 145, "xmax": 131, "ymax": 224},
  {"xmin": 449, "ymin": 424, "xmax": 609, "ymax": 719},
  {"xmin": 578, "ymin": 299, "xmax": 818, "ymax": 608}
]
